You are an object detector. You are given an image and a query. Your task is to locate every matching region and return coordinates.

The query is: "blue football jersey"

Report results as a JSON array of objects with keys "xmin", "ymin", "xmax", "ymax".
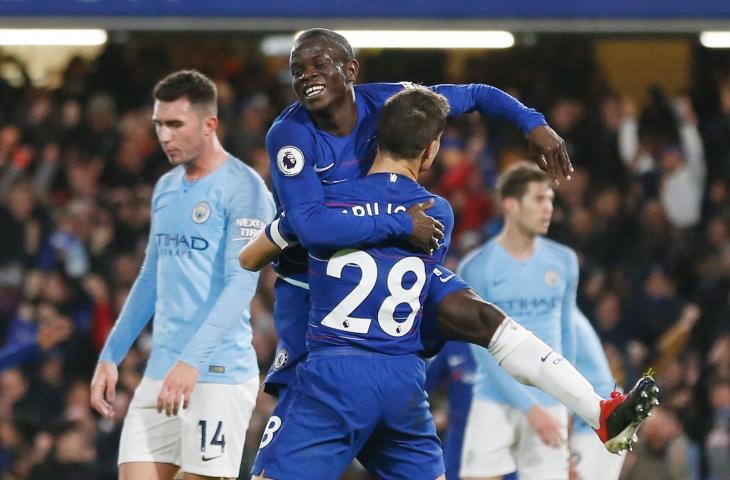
[
  {"xmin": 266, "ymin": 82, "xmax": 545, "ymax": 284},
  {"xmin": 305, "ymin": 173, "xmax": 454, "ymax": 356}
]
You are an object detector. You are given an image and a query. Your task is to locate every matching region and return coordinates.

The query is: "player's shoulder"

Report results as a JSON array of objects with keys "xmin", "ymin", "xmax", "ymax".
[
  {"xmin": 539, "ymin": 237, "xmax": 578, "ymax": 265},
  {"xmin": 458, "ymin": 238, "xmax": 498, "ymax": 272},
  {"xmin": 222, "ymin": 156, "xmax": 272, "ymax": 199},
  {"xmin": 267, "ymin": 103, "xmax": 313, "ymax": 142},
  {"xmin": 154, "ymin": 165, "xmax": 184, "ymax": 195}
]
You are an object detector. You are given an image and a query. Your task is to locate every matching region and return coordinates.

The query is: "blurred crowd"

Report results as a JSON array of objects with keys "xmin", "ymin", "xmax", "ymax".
[{"xmin": 0, "ymin": 37, "xmax": 728, "ymax": 480}]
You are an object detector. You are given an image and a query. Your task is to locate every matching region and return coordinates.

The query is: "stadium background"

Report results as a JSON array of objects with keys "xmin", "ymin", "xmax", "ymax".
[{"xmin": 0, "ymin": 2, "xmax": 729, "ymax": 479}]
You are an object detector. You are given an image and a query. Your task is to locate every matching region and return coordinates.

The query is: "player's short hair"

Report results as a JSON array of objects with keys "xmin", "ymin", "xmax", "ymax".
[
  {"xmin": 377, "ymin": 86, "xmax": 449, "ymax": 160},
  {"xmin": 497, "ymin": 162, "xmax": 549, "ymax": 200},
  {"xmin": 153, "ymin": 69, "xmax": 217, "ymax": 114},
  {"xmin": 294, "ymin": 28, "xmax": 354, "ymax": 63}
]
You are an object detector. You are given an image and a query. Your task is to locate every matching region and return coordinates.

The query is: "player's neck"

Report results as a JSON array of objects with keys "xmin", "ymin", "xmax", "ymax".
[
  {"xmin": 310, "ymin": 91, "xmax": 358, "ymax": 136},
  {"xmin": 369, "ymin": 154, "xmax": 419, "ymax": 181},
  {"xmin": 497, "ymin": 224, "xmax": 537, "ymax": 260},
  {"xmin": 184, "ymin": 139, "xmax": 228, "ymax": 181}
]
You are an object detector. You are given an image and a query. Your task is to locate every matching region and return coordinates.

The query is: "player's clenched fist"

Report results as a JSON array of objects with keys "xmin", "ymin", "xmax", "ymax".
[
  {"xmin": 90, "ymin": 361, "xmax": 118, "ymax": 419},
  {"xmin": 157, "ymin": 361, "xmax": 200, "ymax": 416}
]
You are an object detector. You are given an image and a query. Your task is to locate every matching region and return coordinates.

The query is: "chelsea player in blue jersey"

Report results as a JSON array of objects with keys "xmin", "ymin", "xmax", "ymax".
[
  {"xmin": 89, "ymin": 70, "xmax": 276, "ymax": 480},
  {"xmin": 260, "ymin": 28, "xmax": 571, "ymax": 399},
  {"xmin": 244, "ymin": 27, "xmax": 657, "ymax": 467},
  {"xmin": 251, "ymin": 85, "xmax": 455, "ymax": 480}
]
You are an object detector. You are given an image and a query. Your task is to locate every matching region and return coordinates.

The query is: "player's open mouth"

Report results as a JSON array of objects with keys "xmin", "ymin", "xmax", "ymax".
[{"xmin": 304, "ymin": 85, "xmax": 325, "ymax": 99}]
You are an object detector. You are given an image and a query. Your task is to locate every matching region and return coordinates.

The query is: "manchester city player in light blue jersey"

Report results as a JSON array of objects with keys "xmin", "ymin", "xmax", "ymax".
[
  {"xmin": 89, "ymin": 70, "xmax": 276, "ymax": 480},
  {"xmin": 458, "ymin": 163, "xmax": 655, "ymax": 480},
  {"xmin": 459, "ymin": 163, "xmax": 579, "ymax": 480},
  {"xmin": 250, "ymin": 86, "xmax": 454, "ymax": 480},
  {"xmin": 570, "ymin": 307, "xmax": 626, "ymax": 480}
]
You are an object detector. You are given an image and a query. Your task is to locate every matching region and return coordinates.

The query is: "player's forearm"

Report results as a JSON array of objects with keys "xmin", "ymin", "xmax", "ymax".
[
  {"xmin": 178, "ymin": 273, "xmax": 257, "ymax": 370},
  {"xmin": 286, "ymin": 202, "xmax": 411, "ymax": 251},
  {"xmin": 436, "ymin": 84, "xmax": 546, "ymax": 135},
  {"xmin": 239, "ymin": 225, "xmax": 286, "ymax": 271},
  {"xmin": 98, "ymin": 262, "xmax": 156, "ymax": 365}
]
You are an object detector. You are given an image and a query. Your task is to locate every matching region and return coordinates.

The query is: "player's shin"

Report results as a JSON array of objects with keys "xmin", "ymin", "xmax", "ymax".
[{"xmin": 488, "ymin": 317, "xmax": 602, "ymax": 429}]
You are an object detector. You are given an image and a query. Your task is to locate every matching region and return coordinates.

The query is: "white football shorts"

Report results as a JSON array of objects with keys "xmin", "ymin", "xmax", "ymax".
[
  {"xmin": 460, "ymin": 399, "xmax": 569, "ymax": 480},
  {"xmin": 118, "ymin": 375, "xmax": 259, "ymax": 478},
  {"xmin": 571, "ymin": 430, "xmax": 625, "ymax": 480}
]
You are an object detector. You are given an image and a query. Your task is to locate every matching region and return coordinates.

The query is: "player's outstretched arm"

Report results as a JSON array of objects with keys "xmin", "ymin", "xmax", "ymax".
[{"xmin": 432, "ymin": 84, "xmax": 573, "ymax": 183}]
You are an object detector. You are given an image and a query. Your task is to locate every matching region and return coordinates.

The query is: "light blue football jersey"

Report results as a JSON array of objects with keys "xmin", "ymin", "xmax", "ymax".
[
  {"xmin": 572, "ymin": 307, "xmax": 617, "ymax": 432},
  {"xmin": 99, "ymin": 156, "xmax": 276, "ymax": 384},
  {"xmin": 458, "ymin": 237, "xmax": 578, "ymax": 410}
]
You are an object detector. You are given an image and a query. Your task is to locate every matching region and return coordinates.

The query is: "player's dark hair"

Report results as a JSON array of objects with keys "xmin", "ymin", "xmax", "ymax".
[
  {"xmin": 153, "ymin": 69, "xmax": 217, "ymax": 113},
  {"xmin": 295, "ymin": 28, "xmax": 354, "ymax": 63},
  {"xmin": 497, "ymin": 162, "xmax": 549, "ymax": 200},
  {"xmin": 377, "ymin": 86, "xmax": 449, "ymax": 160}
]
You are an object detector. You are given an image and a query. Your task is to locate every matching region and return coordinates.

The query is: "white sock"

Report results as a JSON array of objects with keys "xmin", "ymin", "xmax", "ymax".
[{"xmin": 488, "ymin": 317, "xmax": 602, "ymax": 429}]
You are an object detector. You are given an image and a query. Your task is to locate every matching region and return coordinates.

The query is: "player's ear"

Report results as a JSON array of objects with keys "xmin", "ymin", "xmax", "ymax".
[
  {"xmin": 203, "ymin": 115, "xmax": 219, "ymax": 136},
  {"xmin": 502, "ymin": 197, "xmax": 518, "ymax": 215},
  {"xmin": 420, "ymin": 139, "xmax": 439, "ymax": 172},
  {"xmin": 344, "ymin": 59, "xmax": 359, "ymax": 83}
]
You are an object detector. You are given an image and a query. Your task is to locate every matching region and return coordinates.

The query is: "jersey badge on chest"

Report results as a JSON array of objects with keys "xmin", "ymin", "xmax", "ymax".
[
  {"xmin": 544, "ymin": 270, "xmax": 561, "ymax": 288},
  {"xmin": 192, "ymin": 201, "xmax": 212, "ymax": 224}
]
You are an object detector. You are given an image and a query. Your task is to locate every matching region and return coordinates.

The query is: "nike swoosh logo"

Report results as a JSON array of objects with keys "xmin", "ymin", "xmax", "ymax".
[
  {"xmin": 201, "ymin": 455, "xmax": 222, "ymax": 462},
  {"xmin": 492, "ymin": 279, "xmax": 507, "ymax": 286},
  {"xmin": 313, "ymin": 162, "xmax": 335, "ymax": 173},
  {"xmin": 540, "ymin": 351, "xmax": 552, "ymax": 363},
  {"xmin": 438, "ymin": 273, "xmax": 455, "ymax": 283}
]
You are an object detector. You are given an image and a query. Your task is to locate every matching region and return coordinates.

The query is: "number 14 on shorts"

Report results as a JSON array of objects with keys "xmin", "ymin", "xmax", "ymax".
[{"xmin": 199, "ymin": 420, "xmax": 226, "ymax": 460}]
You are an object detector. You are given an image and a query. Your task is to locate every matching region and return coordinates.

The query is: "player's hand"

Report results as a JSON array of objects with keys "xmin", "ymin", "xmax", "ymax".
[
  {"xmin": 527, "ymin": 405, "xmax": 564, "ymax": 448},
  {"xmin": 527, "ymin": 125, "xmax": 573, "ymax": 185},
  {"xmin": 406, "ymin": 199, "xmax": 445, "ymax": 254},
  {"xmin": 157, "ymin": 361, "xmax": 199, "ymax": 417},
  {"xmin": 90, "ymin": 361, "xmax": 118, "ymax": 419}
]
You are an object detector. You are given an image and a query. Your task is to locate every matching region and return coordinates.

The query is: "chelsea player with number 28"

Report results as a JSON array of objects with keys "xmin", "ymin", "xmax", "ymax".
[{"xmin": 251, "ymin": 87, "xmax": 453, "ymax": 480}]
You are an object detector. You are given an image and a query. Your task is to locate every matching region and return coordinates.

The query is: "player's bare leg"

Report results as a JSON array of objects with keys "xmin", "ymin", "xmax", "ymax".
[
  {"xmin": 120, "ymin": 462, "xmax": 179, "ymax": 480},
  {"xmin": 436, "ymin": 289, "xmax": 659, "ymax": 453}
]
